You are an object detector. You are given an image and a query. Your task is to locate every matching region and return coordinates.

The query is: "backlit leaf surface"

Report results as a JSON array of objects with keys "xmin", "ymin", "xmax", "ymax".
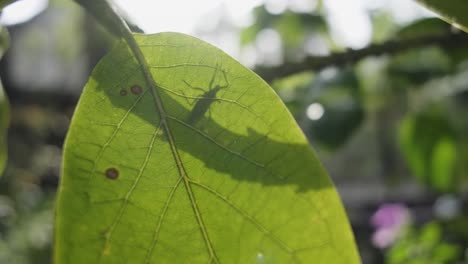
[{"xmin": 55, "ymin": 32, "xmax": 359, "ymax": 263}]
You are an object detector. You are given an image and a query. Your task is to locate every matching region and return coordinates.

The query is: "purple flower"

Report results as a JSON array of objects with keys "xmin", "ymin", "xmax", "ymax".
[{"xmin": 370, "ymin": 203, "xmax": 411, "ymax": 249}]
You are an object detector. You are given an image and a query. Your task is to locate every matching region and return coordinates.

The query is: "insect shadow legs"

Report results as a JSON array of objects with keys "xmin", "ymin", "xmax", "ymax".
[{"xmin": 180, "ymin": 66, "xmax": 230, "ymax": 125}]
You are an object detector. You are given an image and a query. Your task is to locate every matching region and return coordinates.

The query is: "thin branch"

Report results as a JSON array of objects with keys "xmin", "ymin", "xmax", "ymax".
[
  {"xmin": 255, "ymin": 32, "xmax": 468, "ymax": 82},
  {"xmin": 73, "ymin": 0, "xmax": 132, "ymax": 39}
]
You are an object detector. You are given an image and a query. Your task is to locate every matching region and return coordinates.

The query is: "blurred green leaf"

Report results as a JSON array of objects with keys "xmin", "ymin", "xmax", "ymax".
[
  {"xmin": 399, "ymin": 107, "xmax": 457, "ymax": 191},
  {"xmin": 0, "ymin": 195, "xmax": 55, "ymax": 264},
  {"xmin": 388, "ymin": 222, "xmax": 461, "ymax": 264},
  {"xmin": 396, "ymin": 18, "xmax": 468, "ymax": 68},
  {"xmin": 240, "ymin": 23, "xmax": 260, "ymax": 46},
  {"xmin": 415, "ymin": 0, "xmax": 468, "ymax": 33},
  {"xmin": 432, "ymin": 243, "xmax": 460, "ymax": 262},
  {"xmin": 0, "ymin": 25, "xmax": 9, "ymax": 176},
  {"xmin": 241, "ymin": 6, "xmax": 327, "ymax": 48},
  {"xmin": 370, "ymin": 11, "xmax": 397, "ymax": 42},
  {"xmin": 272, "ymin": 72, "xmax": 314, "ymax": 116},
  {"xmin": 0, "ymin": 82, "xmax": 8, "ymax": 176},
  {"xmin": 397, "ymin": 18, "xmax": 452, "ymax": 39},
  {"xmin": 276, "ymin": 13, "xmax": 306, "ymax": 47},
  {"xmin": 431, "ymin": 138, "xmax": 456, "ymax": 191},
  {"xmin": 55, "ymin": 33, "xmax": 359, "ymax": 263},
  {"xmin": 389, "ymin": 47, "xmax": 452, "ymax": 85},
  {"xmin": 308, "ymin": 71, "xmax": 364, "ymax": 149},
  {"xmin": 419, "ymin": 222, "xmax": 441, "ymax": 246},
  {"xmin": 446, "ymin": 216, "xmax": 468, "ymax": 240}
]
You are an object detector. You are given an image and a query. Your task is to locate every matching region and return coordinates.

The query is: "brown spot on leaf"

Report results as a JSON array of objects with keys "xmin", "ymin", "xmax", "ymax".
[
  {"xmin": 105, "ymin": 168, "xmax": 119, "ymax": 180},
  {"xmin": 130, "ymin": 85, "xmax": 143, "ymax": 95},
  {"xmin": 120, "ymin": 89, "xmax": 127, "ymax": 96}
]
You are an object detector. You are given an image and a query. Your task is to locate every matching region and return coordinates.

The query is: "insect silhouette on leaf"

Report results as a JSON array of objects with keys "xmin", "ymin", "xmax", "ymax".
[{"xmin": 182, "ymin": 64, "xmax": 230, "ymax": 125}]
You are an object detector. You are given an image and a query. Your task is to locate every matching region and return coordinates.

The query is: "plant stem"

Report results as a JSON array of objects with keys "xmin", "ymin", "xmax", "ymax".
[{"xmin": 255, "ymin": 32, "xmax": 468, "ymax": 82}]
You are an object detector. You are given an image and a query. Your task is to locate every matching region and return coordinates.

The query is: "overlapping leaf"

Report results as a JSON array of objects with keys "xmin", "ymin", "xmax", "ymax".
[
  {"xmin": 416, "ymin": 0, "xmax": 468, "ymax": 33},
  {"xmin": 0, "ymin": 25, "xmax": 9, "ymax": 176},
  {"xmin": 0, "ymin": 82, "xmax": 7, "ymax": 175},
  {"xmin": 55, "ymin": 33, "xmax": 359, "ymax": 263}
]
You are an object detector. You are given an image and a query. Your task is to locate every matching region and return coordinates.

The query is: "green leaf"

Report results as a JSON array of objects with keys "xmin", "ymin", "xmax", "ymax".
[
  {"xmin": 430, "ymin": 137, "xmax": 456, "ymax": 191},
  {"xmin": 307, "ymin": 70, "xmax": 364, "ymax": 150},
  {"xmin": 396, "ymin": 18, "xmax": 452, "ymax": 40},
  {"xmin": 55, "ymin": 33, "xmax": 359, "ymax": 263},
  {"xmin": 399, "ymin": 108, "xmax": 457, "ymax": 191},
  {"xmin": 0, "ymin": 82, "xmax": 8, "ymax": 175},
  {"xmin": 0, "ymin": 25, "xmax": 9, "ymax": 176},
  {"xmin": 415, "ymin": 0, "xmax": 468, "ymax": 33}
]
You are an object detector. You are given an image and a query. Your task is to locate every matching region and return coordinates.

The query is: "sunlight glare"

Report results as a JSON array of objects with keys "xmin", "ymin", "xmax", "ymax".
[
  {"xmin": 265, "ymin": 0, "xmax": 288, "ymax": 15},
  {"xmin": 0, "ymin": 0, "xmax": 48, "ymax": 26},
  {"xmin": 324, "ymin": 0, "xmax": 372, "ymax": 49},
  {"xmin": 113, "ymin": 0, "xmax": 264, "ymax": 34},
  {"xmin": 255, "ymin": 28, "xmax": 283, "ymax": 65},
  {"xmin": 224, "ymin": 0, "xmax": 262, "ymax": 27},
  {"xmin": 113, "ymin": 0, "xmax": 220, "ymax": 34},
  {"xmin": 306, "ymin": 103, "xmax": 324, "ymax": 120}
]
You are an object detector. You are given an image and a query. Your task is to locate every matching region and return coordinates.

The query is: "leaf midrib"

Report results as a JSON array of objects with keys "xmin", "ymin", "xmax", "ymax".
[{"xmin": 123, "ymin": 32, "xmax": 219, "ymax": 262}]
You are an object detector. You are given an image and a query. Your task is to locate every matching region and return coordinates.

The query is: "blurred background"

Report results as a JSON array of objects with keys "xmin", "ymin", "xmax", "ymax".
[{"xmin": 0, "ymin": 0, "xmax": 468, "ymax": 263}]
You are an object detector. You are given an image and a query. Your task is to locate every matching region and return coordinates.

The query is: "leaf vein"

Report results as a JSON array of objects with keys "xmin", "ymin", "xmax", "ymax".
[
  {"xmin": 189, "ymin": 180, "xmax": 295, "ymax": 255},
  {"xmin": 127, "ymin": 36, "xmax": 220, "ymax": 262},
  {"xmin": 88, "ymin": 89, "xmax": 148, "ymax": 185},
  {"xmin": 167, "ymin": 115, "xmax": 265, "ymax": 169},
  {"xmin": 144, "ymin": 177, "xmax": 183, "ymax": 263},
  {"xmin": 100, "ymin": 122, "xmax": 162, "ymax": 259}
]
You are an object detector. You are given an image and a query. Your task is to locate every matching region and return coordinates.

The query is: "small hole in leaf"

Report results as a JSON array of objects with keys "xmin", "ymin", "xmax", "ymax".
[
  {"xmin": 130, "ymin": 85, "xmax": 143, "ymax": 95},
  {"xmin": 105, "ymin": 168, "xmax": 119, "ymax": 180},
  {"xmin": 120, "ymin": 89, "xmax": 127, "ymax": 96}
]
